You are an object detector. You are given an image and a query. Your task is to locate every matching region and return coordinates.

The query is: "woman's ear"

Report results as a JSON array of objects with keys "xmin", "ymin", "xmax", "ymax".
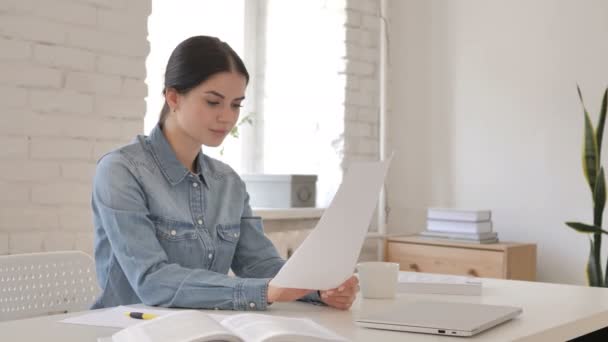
[{"xmin": 165, "ymin": 88, "xmax": 180, "ymax": 112}]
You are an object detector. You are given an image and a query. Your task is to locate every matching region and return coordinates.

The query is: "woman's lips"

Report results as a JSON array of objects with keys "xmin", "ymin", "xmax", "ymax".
[{"xmin": 210, "ymin": 129, "xmax": 228, "ymax": 135}]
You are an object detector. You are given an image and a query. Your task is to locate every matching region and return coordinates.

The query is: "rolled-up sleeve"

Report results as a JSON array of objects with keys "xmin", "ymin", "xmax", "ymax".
[{"xmin": 93, "ymin": 153, "xmax": 270, "ymax": 310}]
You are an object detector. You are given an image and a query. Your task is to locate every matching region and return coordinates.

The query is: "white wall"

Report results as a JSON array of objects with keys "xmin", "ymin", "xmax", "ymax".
[
  {"xmin": 387, "ymin": 0, "xmax": 608, "ymax": 284},
  {"xmin": 0, "ymin": 0, "xmax": 149, "ymax": 255}
]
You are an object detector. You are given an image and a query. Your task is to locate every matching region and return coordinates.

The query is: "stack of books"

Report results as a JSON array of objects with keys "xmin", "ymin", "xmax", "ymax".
[
  {"xmin": 418, "ymin": 208, "xmax": 498, "ymax": 244},
  {"xmin": 397, "ymin": 271, "xmax": 482, "ymax": 296}
]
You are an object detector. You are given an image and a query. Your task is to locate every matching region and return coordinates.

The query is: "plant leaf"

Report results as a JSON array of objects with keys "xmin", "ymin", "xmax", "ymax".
[
  {"xmin": 565, "ymin": 222, "xmax": 608, "ymax": 234},
  {"xmin": 594, "ymin": 167, "xmax": 606, "ymax": 226},
  {"xmin": 587, "ymin": 237, "xmax": 603, "ymax": 286},
  {"xmin": 578, "ymin": 85, "xmax": 600, "ymax": 192},
  {"xmin": 598, "ymin": 88, "xmax": 608, "ymax": 157},
  {"xmin": 577, "ymin": 84, "xmax": 585, "ymax": 106},
  {"xmin": 237, "ymin": 112, "xmax": 255, "ymax": 127},
  {"xmin": 582, "ymin": 108, "xmax": 599, "ymax": 193},
  {"xmin": 230, "ymin": 126, "xmax": 239, "ymax": 138},
  {"xmin": 605, "ymin": 242, "xmax": 608, "ymax": 286},
  {"xmin": 593, "ymin": 232, "xmax": 603, "ymax": 287}
]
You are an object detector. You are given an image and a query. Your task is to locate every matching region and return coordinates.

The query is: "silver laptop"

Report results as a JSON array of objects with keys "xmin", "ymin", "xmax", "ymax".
[{"xmin": 355, "ymin": 301, "xmax": 522, "ymax": 337}]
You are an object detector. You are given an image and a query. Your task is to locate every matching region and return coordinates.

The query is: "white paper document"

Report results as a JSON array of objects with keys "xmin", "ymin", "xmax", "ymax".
[
  {"xmin": 61, "ymin": 305, "xmax": 227, "ymax": 328},
  {"xmin": 270, "ymin": 157, "xmax": 392, "ymax": 290}
]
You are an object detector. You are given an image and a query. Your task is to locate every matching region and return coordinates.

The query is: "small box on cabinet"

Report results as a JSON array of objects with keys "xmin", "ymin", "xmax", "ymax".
[{"xmin": 241, "ymin": 174, "xmax": 317, "ymax": 208}]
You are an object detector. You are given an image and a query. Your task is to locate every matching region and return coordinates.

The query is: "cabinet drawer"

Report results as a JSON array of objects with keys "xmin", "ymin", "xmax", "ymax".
[{"xmin": 387, "ymin": 242, "xmax": 505, "ymax": 278}]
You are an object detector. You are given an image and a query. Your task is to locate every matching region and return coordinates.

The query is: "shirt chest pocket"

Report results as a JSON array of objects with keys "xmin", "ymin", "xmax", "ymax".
[
  {"xmin": 214, "ymin": 223, "xmax": 241, "ymax": 273},
  {"xmin": 153, "ymin": 216, "xmax": 206, "ymax": 269}
]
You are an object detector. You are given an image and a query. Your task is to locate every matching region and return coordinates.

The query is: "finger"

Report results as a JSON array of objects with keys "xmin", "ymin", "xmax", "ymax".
[
  {"xmin": 323, "ymin": 294, "xmax": 355, "ymax": 309},
  {"xmin": 344, "ymin": 283, "xmax": 360, "ymax": 293},
  {"xmin": 326, "ymin": 276, "xmax": 359, "ymax": 295},
  {"xmin": 338, "ymin": 276, "xmax": 359, "ymax": 292},
  {"xmin": 326, "ymin": 296, "xmax": 349, "ymax": 305},
  {"xmin": 322, "ymin": 290, "xmax": 350, "ymax": 299},
  {"xmin": 322, "ymin": 288, "xmax": 339, "ymax": 297},
  {"xmin": 346, "ymin": 275, "xmax": 359, "ymax": 287},
  {"xmin": 326, "ymin": 295, "xmax": 355, "ymax": 305},
  {"xmin": 335, "ymin": 284, "xmax": 359, "ymax": 296},
  {"xmin": 328, "ymin": 290, "xmax": 355, "ymax": 300},
  {"xmin": 333, "ymin": 301, "xmax": 352, "ymax": 310},
  {"xmin": 328, "ymin": 284, "xmax": 358, "ymax": 296},
  {"xmin": 327, "ymin": 276, "xmax": 358, "ymax": 294},
  {"xmin": 320, "ymin": 290, "xmax": 342, "ymax": 300},
  {"xmin": 336, "ymin": 296, "xmax": 354, "ymax": 305}
]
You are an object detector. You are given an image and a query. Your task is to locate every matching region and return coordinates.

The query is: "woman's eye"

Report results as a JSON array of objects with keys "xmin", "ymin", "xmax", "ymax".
[
  {"xmin": 232, "ymin": 103, "xmax": 243, "ymax": 109},
  {"xmin": 206, "ymin": 101, "xmax": 220, "ymax": 106}
]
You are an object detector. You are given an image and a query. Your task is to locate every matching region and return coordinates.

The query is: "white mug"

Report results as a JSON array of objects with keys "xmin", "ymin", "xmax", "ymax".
[{"xmin": 356, "ymin": 261, "xmax": 399, "ymax": 299}]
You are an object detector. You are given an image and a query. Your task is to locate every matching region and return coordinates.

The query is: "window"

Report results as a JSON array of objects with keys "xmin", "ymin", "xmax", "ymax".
[
  {"xmin": 145, "ymin": 0, "xmax": 246, "ymax": 170},
  {"xmin": 256, "ymin": 0, "xmax": 346, "ymax": 207},
  {"xmin": 145, "ymin": 0, "xmax": 346, "ymax": 207}
]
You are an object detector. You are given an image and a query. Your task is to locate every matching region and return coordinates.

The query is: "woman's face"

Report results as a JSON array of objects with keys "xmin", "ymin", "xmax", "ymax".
[{"xmin": 171, "ymin": 71, "xmax": 247, "ymax": 147}]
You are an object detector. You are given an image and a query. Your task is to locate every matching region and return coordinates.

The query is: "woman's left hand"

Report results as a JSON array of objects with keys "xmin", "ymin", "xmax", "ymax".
[{"xmin": 319, "ymin": 275, "xmax": 359, "ymax": 310}]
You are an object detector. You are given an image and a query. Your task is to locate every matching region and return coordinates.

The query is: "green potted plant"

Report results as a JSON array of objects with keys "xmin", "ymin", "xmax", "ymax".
[
  {"xmin": 220, "ymin": 112, "xmax": 255, "ymax": 155},
  {"xmin": 566, "ymin": 86, "xmax": 608, "ymax": 287}
]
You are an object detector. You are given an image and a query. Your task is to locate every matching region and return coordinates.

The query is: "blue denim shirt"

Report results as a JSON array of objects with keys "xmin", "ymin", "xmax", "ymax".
[{"xmin": 91, "ymin": 124, "xmax": 320, "ymax": 310}]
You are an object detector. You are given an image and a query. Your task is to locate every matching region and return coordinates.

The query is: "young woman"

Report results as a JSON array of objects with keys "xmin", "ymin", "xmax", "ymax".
[{"xmin": 91, "ymin": 36, "xmax": 358, "ymax": 311}]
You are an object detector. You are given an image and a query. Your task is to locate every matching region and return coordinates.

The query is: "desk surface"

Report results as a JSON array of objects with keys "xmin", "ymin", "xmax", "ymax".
[{"xmin": 2, "ymin": 277, "xmax": 608, "ymax": 341}]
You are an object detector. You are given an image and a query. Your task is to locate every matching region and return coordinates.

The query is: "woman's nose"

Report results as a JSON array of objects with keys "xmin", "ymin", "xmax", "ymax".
[{"xmin": 217, "ymin": 106, "xmax": 237, "ymax": 123}]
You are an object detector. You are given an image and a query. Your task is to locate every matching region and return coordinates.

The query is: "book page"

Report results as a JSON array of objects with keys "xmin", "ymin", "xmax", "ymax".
[
  {"xmin": 110, "ymin": 310, "xmax": 242, "ymax": 342},
  {"xmin": 219, "ymin": 314, "xmax": 346, "ymax": 342}
]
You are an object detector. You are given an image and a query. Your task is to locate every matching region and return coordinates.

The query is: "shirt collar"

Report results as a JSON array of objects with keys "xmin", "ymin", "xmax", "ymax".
[{"xmin": 148, "ymin": 124, "xmax": 208, "ymax": 187}]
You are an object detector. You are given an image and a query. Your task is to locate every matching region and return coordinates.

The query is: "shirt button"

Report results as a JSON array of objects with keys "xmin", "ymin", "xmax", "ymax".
[
  {"xmin": 208, "ymin": 253, "xmax": 213, "ymax": 259},
  {"xmin": 197, "ymin": 219, "xmax": 203, "ymax": 225},
  {"xmin": 170, "ymin": 230, "xmax": 176, "ymax": 236},
  {"xmin": 249, "ymin": 302, "xmax": 256, "ymax": 309},
  {"xmin": 192, "ymin": 183, "xmax": 198, "ymax": 188},
  {"xmin": 234, "ymin": 233, "xmax": 239, "ymax": 238}
]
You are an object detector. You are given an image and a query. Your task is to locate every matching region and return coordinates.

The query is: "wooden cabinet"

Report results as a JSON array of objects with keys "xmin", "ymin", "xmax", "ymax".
[{"xmin": 385, "ymin": 236, "xmax": 536, "ymax": 280}]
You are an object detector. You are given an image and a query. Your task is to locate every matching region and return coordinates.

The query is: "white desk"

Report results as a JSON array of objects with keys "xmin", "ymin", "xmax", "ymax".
[{"xmin": 2, "ymin": 277, "xmax": 608, "ymax": 341}]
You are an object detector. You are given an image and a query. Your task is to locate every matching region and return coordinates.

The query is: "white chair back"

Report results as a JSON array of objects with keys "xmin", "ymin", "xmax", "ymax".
[{"xmin": 0, "ymin": 251, "xmax": 100, "ymax": 321}]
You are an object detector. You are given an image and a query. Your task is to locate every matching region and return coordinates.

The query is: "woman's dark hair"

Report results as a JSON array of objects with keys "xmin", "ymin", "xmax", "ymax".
[{"xmin": 159, "ymin": 36, "xmax": 250, "ymax": 124}]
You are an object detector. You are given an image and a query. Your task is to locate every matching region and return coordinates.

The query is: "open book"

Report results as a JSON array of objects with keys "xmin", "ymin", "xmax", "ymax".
[{"xmin": 99, "ymin": 310, "xmax": 347, "ymax": 342}]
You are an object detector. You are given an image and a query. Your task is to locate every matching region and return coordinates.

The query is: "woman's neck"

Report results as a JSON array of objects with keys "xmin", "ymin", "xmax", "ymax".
[{"xmin": 161, "ymin": 119, "xmax": 201, "ymax": 174}]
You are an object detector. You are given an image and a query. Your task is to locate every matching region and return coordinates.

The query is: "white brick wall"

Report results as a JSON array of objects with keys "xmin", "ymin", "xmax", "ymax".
[
  {"xmin": 343, "ymin": 0, "xmax": 381, "ymax": 238},
  {"xmin": 0, "ymin": 0, "xmax": 150, "ymax": 256},
  {"xmin": 342, "ymin": 0, "xmax": 380, "ymax": 167}
]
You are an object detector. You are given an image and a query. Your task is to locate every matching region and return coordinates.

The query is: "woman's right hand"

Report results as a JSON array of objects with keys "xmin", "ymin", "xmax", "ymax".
[{"xmin": 267, "ymin": 283, "xmax": 313, "ymax": 304}]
